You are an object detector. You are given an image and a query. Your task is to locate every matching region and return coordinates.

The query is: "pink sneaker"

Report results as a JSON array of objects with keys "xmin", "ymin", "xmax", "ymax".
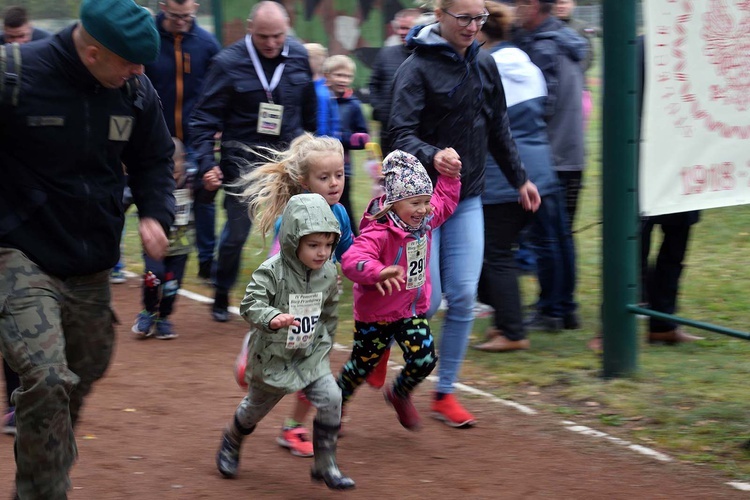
[
  {"xmin": 365, "ymin": 348, "xmax": 391, "ymax": 389},
  {"xmin": 276, "ymin": 426, "xmax": 314, "ymax": 457},
  {"xmin": 384, "ymin": 388, "xmax": 421, "ymax": 430},
  {"xmin": 431, "ymin": 393, "xmax": 476, "ymax": 428}
]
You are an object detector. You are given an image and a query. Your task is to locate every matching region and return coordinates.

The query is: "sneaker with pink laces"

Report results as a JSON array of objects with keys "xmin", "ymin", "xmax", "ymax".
[
  {"xmin": 384, "ymin": 387, "xmax": 421, "ymax": 430},
  {"xmin": 276, "ymin": 426, "xmax": 314, "ymax": 457},
  {"xmin": 365, "ymin": 348, "xmax": 391, "ymax": 389},
  {"xmin": 431, "ymin": 393, "xmax": 476, "ymax": 428}
]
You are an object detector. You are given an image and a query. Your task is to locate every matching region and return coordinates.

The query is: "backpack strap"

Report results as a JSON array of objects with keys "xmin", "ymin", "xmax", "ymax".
[{"xmin": 0, "ymin": 43, "xmax": 22, "ymax": 106}]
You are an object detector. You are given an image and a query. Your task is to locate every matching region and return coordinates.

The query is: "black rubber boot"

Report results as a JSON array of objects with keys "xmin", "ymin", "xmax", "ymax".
[
  {"xmin": 310, "ymin": 421, "xmax": 355, "ymax": 490},
  {"xmin": 216, "ymin": 417, "xmax": 255, "ymax": 478}
]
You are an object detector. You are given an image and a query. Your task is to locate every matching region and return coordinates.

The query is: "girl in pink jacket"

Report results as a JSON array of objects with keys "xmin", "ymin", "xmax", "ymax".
[{"xmin": 339, "ymin": 150, "xmax": 460, "ymax": 430}]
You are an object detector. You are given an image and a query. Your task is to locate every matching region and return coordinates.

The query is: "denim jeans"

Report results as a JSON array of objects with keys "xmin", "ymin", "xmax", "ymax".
[
  {"xmin": 194, "ymin": 188, "xmax": 217, "ymax": 266},
  {"xmin": 528, "ymin": 189, "xmax": 577, "ymax": 318},
  {"xmin": 478, "ymin": 203, "xmax": 532, "ymax": 341},
  {"xmin": 214, "ymin": 190, "xmax": 252, "ymax": 293},
  {"xmin": 427, "ymin": 196, "xmax": 484, "ymax": 394}
]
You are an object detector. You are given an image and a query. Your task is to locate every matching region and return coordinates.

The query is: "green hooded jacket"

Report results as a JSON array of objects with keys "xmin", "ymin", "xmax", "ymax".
[{"xmin": 239, "ymin": 193, "xmax": 341, "ymax": 394}]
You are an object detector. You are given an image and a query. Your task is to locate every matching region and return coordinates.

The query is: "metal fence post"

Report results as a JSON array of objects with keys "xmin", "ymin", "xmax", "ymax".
[{"xmin": 601, "ymin": 0, "xmax": 639, "ymax": 377}]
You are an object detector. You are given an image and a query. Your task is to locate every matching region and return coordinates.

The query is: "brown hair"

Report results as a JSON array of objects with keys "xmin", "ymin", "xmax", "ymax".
[{"xmin": 482, "ymin": 1, "xmax": 513, "ymax": 41}]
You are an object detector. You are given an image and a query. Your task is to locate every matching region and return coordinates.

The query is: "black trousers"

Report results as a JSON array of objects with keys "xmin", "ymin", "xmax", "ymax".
[
  {"xmin": 641, "ymin": 217, "xmax": 695, "ymax": 332},
  {"xmin": 478, "ymin": 203, "xmax": 532, "ymax": 341}
]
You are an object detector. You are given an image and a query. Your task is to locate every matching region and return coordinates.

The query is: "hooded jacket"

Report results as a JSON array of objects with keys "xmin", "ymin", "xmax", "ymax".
[
  {"xmin": 0, "ymin": 25, "xmax": 175, "ymax": 278},
  {"xmin": 513, "ymin": 17, "xmax": 588, "ymax": 172},
  {"xmin": 145, "ymin": 12, "xmax": 221, "ymax": 143},
  {"xmin": 341, "ymin": 175, "xmax": 460, "ymax": 323},
  {"xmin": 240, "ymin": 194, "xmax": 341, "ymax": 393},
  {"xmin": 389, "ymin": 24, "xmax": 527, "ymax": 201},
  {"xmin": 483, "ymin": 43, "xmax": 560, "ymax": 205}
]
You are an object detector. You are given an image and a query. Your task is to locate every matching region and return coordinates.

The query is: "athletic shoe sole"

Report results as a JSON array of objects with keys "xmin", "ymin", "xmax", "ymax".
[{"xmin": 430, "ymin": 411, "xmax": 477, "ymax": 428}]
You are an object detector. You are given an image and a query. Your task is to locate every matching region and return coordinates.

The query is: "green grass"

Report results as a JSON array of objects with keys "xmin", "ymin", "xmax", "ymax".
[{"xmin": 121, "ymin": 63, "xmax": 750, "ymax": 480}]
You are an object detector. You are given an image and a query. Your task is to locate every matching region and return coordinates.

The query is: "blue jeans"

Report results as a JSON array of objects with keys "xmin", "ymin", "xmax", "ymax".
[
  {"xmin": 194, "ymin": 188, "xmax": 217, "ymax": 265},
  {"xmin": 214, "ymin": 191, "xmax": 252, "ymax": 293},
  {"xmin": 427, "ymin": 196, "xmax": 484, "ymax": 394},
  {"xmin": 528, "ymin": 189, "xmax": 577, "ymax": 318}
]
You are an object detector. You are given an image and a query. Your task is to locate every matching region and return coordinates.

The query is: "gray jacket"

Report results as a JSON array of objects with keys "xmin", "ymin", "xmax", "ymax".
[
  {"xmin": 514, "ymin": 17, "xmax": 588, "ymax": 172},
  {"xmin": 240, "ymin": 194, "xmax": 341, "ymax": 394}
]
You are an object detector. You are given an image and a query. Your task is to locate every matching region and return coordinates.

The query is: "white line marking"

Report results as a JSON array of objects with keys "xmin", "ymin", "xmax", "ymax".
[
  {"xmin": 561, "ymin": 421, "xmax": 672, "ymax": 461},
  {"xmin": 177, "ymin": 288, "xmax": 750, "ymax": 491}
]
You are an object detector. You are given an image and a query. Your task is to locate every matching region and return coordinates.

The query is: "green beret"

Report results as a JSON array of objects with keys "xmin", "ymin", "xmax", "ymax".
[{"xmin": 80, "ymin": 0, "xmax": 160, "ymax": 65}]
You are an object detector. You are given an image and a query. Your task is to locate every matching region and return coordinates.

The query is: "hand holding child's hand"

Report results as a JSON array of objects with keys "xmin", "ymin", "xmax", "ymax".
[
  {"xmin": 270, "ymin": 314, "xmax": 300, "ymax": 330},
  {"xmin": 203, "ymin": 166, "xmax": 223, "ymax": 192},
  {"xmin": 433, "ymin": 147, "xmax": 462, "ymax": 178},
  {"xmin": 375, "ymin": 265, "xmax": 405, "ymax": 296}
]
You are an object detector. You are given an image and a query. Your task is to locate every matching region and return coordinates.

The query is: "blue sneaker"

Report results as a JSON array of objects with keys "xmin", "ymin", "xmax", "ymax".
[
  {"xmin": 2, "ymin": 407, "xmax": 16, "ymax": 435},
  {"xmin": 110, "ymin": 269, "xmax": 127, "ymax": 284},
  {"xmin": 154, "ymin": 318, "xmax": 178, "ymax": 340},
  {"xmin": 132, "ymin": 311, "xmax": 156, "ymax": 338}
]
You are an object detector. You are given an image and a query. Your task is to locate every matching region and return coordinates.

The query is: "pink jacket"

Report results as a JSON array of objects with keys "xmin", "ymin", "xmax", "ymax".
[{"xmin": 341, "ymin": 175, "xmax": 460, "ymax": 323}]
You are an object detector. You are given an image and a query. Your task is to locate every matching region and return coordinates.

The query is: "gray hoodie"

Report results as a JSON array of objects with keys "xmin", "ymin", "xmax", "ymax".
[{"xmin": 514, "ymin": 17, "xmax": 588, "ymax": 172}]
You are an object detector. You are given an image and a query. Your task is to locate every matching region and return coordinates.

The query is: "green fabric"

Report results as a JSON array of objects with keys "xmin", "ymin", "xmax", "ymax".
[
  {"xmin": 240, "ymin": 194, "xmax": 341, "ymax": 394},
  {"xmin": 80, "ymin": 0, "xmax": 160, "ymax": 65}
]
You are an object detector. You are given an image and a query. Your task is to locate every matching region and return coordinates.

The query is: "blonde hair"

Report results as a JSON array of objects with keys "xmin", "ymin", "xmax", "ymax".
[
  {"xmin": 322, "ymin": 54, "xmax": 356, "ymax": 75},
  {"xmin": 235, "ymin": 133, "xmax": 344, "ymax": 246},
  {"xmin": 304, "ymin": 42, "xmax": 328, "ymax": 77}
]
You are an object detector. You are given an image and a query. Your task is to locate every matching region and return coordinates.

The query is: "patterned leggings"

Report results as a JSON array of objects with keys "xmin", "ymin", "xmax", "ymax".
[{"xmin": 338, "ymin": 316, "xmax": 437, "ymax": 403}]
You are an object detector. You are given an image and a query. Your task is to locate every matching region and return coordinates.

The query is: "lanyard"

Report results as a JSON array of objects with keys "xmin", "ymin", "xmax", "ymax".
[{"xmin": 245, "ymin": 34, "xmax": 289, "ymax": 104}]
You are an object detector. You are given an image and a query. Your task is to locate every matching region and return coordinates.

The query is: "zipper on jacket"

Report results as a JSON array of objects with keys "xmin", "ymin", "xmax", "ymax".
[
  {"xmin": 174, "ymin": 34, "xmax": 184, "ymax": 141},
  {"xmin": 81, "ymin": 96, "xmax": 91, "ymax": 260}
]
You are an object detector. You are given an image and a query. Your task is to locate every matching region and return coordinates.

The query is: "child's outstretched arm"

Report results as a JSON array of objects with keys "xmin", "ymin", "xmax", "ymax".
[
  {"xmin": 239, "ymin": 266, "xmax": 287, "ymax": 333},
  {"xmin": 429, "ymin": 174, "xmax": 462, "ymax": 229}
]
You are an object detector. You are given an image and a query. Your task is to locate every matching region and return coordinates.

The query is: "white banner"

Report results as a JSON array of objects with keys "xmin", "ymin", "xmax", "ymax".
[{"xmin": 641, "ymin": 0, "xmax": 750, "ymax": 216}]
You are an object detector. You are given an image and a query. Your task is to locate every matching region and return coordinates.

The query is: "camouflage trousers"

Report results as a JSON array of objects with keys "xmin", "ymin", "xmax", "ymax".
[{"xmin": 0, "ymin": 248, "xmax": 116, "ymax": 500}]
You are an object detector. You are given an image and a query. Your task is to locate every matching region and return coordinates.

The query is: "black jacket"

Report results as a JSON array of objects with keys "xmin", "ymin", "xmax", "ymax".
[
  {"xmin": 390, "ymin": 24, "xmax": 527, "ymax": 200},
  {"xmin": 189, "ymin": 36, "xmax": 317, "ymax": 186},
  {"xmin": 369, "ymin": 44, "xmax": 411, "ymax": 155},
  {"xmin": 0, "ymin": 25, "xmax": 175, "ymax": 278}
]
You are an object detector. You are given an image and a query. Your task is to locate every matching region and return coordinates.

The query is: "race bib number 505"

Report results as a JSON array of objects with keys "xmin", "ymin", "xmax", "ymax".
[{"xmin": 286, "ymin": 292, "xmax": 322, "ymax": 349}]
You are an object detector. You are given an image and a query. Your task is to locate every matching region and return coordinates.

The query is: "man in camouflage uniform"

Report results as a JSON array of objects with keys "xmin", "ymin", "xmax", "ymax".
[{"xmin": 0, "ymin": 0, "xmax": 175, "ymax": 498}]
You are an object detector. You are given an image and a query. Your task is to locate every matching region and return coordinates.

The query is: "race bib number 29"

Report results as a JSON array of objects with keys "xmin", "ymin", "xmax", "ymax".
[
  {"xmin": 406, "ymin": 237, "xmax": 427, "ymax": 290},
  {"xmin": 286, "ymin": 292, "xmax": 322, "ymax": 349}
]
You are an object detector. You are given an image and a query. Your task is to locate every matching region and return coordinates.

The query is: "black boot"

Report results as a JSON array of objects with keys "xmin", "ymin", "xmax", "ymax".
[
  {"xmin": 310, "ymin": 421, "xmax": 355, "ymax": 490},
  {"xmin": 216, "ymin": 417, "xmax": 255, "ymax": 478}
]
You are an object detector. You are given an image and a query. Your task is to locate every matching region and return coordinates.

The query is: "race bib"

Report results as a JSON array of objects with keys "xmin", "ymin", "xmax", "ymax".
[
  {"xmin": 173, "ymin": 189, "xmax": 192, "ymax": 226},
  {"xmin": 257, "ymin": 102, "xmax": 284, "ymax": 136},
  {"xmin": 286, "ymin": 292, "xmax": 322, "ymax": 349},
  {"xmin": 405, "ymin": 237, "xmax": 427, "ymax": 290}
]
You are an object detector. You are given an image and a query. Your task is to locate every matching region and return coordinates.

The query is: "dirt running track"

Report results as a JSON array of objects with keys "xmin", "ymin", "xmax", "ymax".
[{"xmin": 1, "ymin": 282, "xmax": 746, "ymax": 499}]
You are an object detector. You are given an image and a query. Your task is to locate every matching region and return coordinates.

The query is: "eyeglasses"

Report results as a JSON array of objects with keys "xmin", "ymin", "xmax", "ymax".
[
  {"xmin": 164, "ymin": 11, "xmax": 196, "ymax": 22},
  {"xmin": 443, "ymin": 10, "xmax": 489, "ymax": 27}
]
